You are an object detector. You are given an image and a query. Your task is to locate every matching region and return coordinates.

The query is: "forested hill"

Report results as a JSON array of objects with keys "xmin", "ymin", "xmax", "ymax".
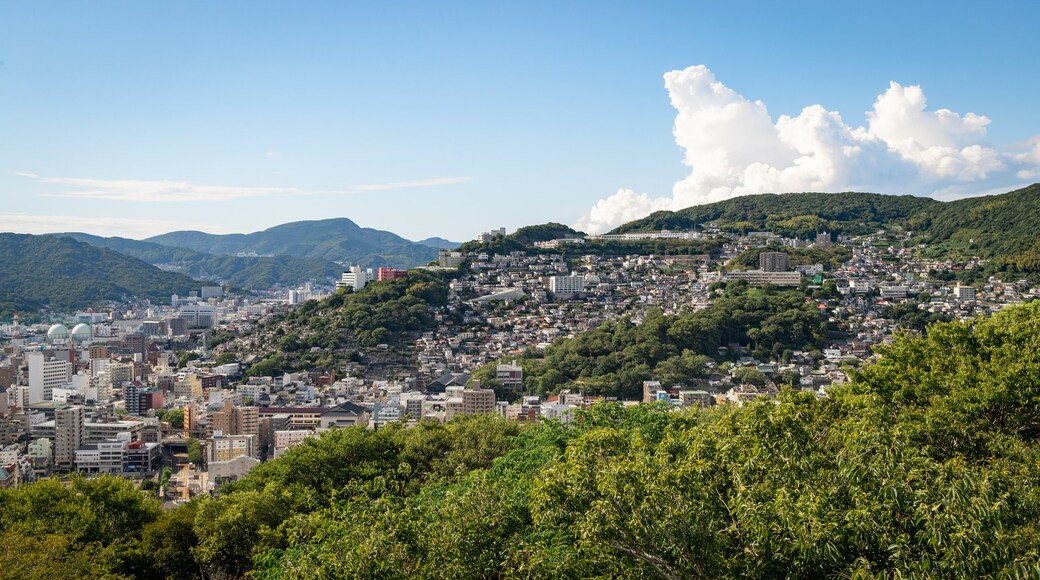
[
  {"xmin": 61, "ymin": 233, "xmax": 342, "ymax": 290},
  {"xmin": 145, "ymin": 218, "xmax": 439, "ymax": 268},
  {"xmin": 457, "ymin": 222, "xmax": 586, "ymax": 254},
  {"xmin": 237, "ymin": 269, "xmax": 451, "ymax": 377},
  {"xmin": 5, "ymin": 301, "xmax": 1040, "ymax": 577},
  {"xmin": 610, "ymin": 184, "xmax": 1040, "ymax": 270},
  {"xmin": 0, "ymin": 233, "xmax": 197, "ymax": 316},
  {"xmin": 611, "ymin": 191, "xmax": 940, "ymax": 237}
]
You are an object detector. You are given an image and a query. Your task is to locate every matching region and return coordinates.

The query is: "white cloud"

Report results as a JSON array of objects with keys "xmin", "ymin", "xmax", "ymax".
[
  {"xmin": 576, "ymin": 65, "xmax": 1040, "ymax": 233},
  {"xmin": 16, "ymin": 172, "xmax": 472, "ymax": 202},
  {"xmin": 352, "ymin": 176, "xmax": 473, "ymax": 192},
  {"xmin": 0, "ymin": 213, "xmax": 235, "ymax": 239}
]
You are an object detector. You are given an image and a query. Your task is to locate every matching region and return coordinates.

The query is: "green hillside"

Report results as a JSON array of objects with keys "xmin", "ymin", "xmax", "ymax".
[
  {"xmin": 145, "ymin": 218, "xmax": 439, "ymax": 268},
  {"xmin": 612, "ymin": 191, "xmax": 940, "ymax": 238},
  {"xmin": 61, "ymin": 233, "xmax": 342, "ymax": 290},
  {"xmin": 611, "ymin": 184, "xmax": 1040, "ymax": 271},
  {"xmin": 0, "ymin": 234, "xmax": 197, "ymax": 316},
  {"xmin": 917, "ymin": 183, "xmax": 1040, "ymax": 268},
  {"xmin": 235, "ymin": 269, "xmax": 451, "ymax": 376}
]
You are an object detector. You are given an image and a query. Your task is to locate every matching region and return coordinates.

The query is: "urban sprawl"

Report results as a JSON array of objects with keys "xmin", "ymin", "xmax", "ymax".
[{"xmin": 0, "ymin": 226, "xmax": 1022, "ymax": 499}]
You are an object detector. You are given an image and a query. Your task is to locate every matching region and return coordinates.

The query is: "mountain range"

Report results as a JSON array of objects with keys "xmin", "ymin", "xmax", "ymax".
[
  {"xmin": 145, "ymin": 218, "xmax": 452, "ymax": 267},
  {"xmin": 59, "ymin": 233, "xmax": 343, "ymax": 291},
  {"xmin": 0, "ymin": 233, "xmax": 197, "ymax": 317}
]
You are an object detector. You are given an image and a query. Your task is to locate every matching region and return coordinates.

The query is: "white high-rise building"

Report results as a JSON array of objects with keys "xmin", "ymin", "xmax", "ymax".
[
  {"xmin": 954, "ymin": 285, "xmax": 977, "ymax": 301},
  {"xmin": 27, "ymin": 351, "xmax": 73, "ymax": 403},
  {"xmin": 179, "ymin": 304, "xmax": 217, "ymax": 328},
  {"xmin": 549, "ymin": 275, "xmax": 585, "ymax": 297},
  {"xmin": 337, "ymin": 266, "xmax": 372, "ymax": 291}
]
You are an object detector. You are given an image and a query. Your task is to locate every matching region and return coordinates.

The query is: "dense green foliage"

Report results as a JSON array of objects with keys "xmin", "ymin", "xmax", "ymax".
[
  {"xmin": 10, "ymin": 302, "xmax": 1040, "ymax": 578},
  {"xmin": 0, "ymin": 233, "xmax": 197, "ymax": 316},
  {"xmin": 613, "ymin": 191, "xmax": 940, "ymax": 238},
  {"xmin": 918, "ymin": 183, "xmax": 1040, "ymax": 274},
  {"xmin": 256, "ymin": 302, "xmax": 1040, "ymax": 578},
  {"xmin": 146, "ymin": 218, "xmax": 439, "ymax": 268},
  {"xmin": 62, "ymin": 232, "xmax": 343, "ymax": 290},
  {"xmin": 517, "ymin": 283, "xmax": 827, "ymax": 398},
  {"xmin": 244, "ymin": 270, "xmax": 450, "ymax": 376}
]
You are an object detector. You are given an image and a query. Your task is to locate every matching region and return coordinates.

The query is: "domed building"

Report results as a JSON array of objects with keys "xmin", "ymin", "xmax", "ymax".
[
  {"xmin": 47, "ymin": 324, "xmax": 70, "ymax": 343},
  {"xmin": 71, "ymin": 323, "xmax": 93, "ymax": 343}
]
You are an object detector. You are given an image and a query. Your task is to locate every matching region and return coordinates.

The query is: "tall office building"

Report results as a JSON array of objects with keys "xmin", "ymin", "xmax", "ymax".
[
  {"xmin": 27, "ymin": 351, "xmax": 73, "ymax": 403},
  {"xmin": 55, "ymin": 405, "xmax": 86, "ymax": 470}
]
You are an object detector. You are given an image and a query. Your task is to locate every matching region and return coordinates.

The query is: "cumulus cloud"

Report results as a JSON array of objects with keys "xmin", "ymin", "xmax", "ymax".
[
  {"xmin": 575, "ymin": 65, "xmax": 1040, "ymax": 233},
  {"xmin": 16, "ymin": 172, "xmax": 471, "ymax": 202}
]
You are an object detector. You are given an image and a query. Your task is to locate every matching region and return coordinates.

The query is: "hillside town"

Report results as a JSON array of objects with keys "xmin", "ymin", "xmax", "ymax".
[{"xmin": 0, "ymin": 227, "xmax": 1033, "ymax": 497}]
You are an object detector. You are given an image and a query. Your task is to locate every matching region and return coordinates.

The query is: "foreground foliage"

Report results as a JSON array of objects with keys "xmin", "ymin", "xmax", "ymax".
[{"xmin": 6, "ymin": 302, "xmax": 1040, "ymax": 578}]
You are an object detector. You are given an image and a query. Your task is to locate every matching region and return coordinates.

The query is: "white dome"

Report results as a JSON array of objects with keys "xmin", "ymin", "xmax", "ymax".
[
  {"xmin": 71, "ymin": 323, "xmax": 93, "ymax": 342},
  {"xmin": 47, "ymin": 324, "xmax": 69, "ymax": 342}
]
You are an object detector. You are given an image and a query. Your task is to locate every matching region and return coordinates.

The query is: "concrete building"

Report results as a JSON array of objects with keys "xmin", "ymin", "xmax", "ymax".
[
  {"xmin": 461, "ymin": 381, "xmax": 496, "ymax": 416},
  {"xmin": 167, "ymin": 317, "xmax": 188, "ymax": 337},
  {"xmin": 880, "ymin": 286, "xmax": 908, "ymax": 300},
  {"xmin": 209, "ymin": 434, "xmax": 257, "ymax": 462},
  {"xmin": 337, "ymin": 266, "xmax": 372, "ymax": 291},
  {"xmin": 75, "ymin": 439, "xmax": 128, "ymax": 474},
  {"xmin": 954, "ymin": 285, "xmax": 977, "ymax": 301},
  {"xmin": 759, "ymin": 252, "xmax": 792, "ymax": 272},
  {"xmin": 178, "ymin": 304, "xmax": 217, "ymax": 329},
  {"xmin": 54, "ymin": 406, "xmax": 85, "ymax": 470},
  {"xmin": 549, "ymin": 275, "xmax": 585, "ymax": 298},
  {"xmin": 377, "ymin": 267, "xmax": 408, "ymax": 281},
  {"xmin": 208, "ymin": 454, "xmax": 260, "ymax": 485},
  {"xmin": 272, "ymin": 430, "xmax": 314, "ymax": 458},
  {"xmin": 726, "ymin": 270, "xmax": 802, "ymax": 287},
  {"xmin": 438, "ymin": 249, "xmax": 465, "ymax": 268},
  {"xmin": 496, "ymin": 361, "xmax": 524, "ymax": 394},
  {"xmin": 27, "ymin": 352, "xmax": 72, "ymax": 403}
]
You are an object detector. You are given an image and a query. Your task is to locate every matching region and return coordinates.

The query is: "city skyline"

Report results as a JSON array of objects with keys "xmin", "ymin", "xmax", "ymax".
[{"xmin": 2, "ymin": 1, "xmax": 1039, "ymax": 241}]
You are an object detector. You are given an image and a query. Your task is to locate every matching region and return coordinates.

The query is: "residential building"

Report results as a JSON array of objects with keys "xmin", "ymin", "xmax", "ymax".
[
  {"xmin": 496, "ymin": 361, "xmax": 524, "ymax": 393},
  {"xmin": 377, "ymin": 267, "xmax": 408, "ymax": 281},
  {"xmin": 760, "ymin": 252, "xmax": 792, "ymax": 272},
  {"xmin": 549, "ymin": 275, "xmax": 585, "ymax": 297},
  {"xmin": 954, "ymin": 285, "xmax": 977, "ymax": 301},
  {"xmin": 54, "ymin": 406, "xmax": 85, "ymax": 470},
  {"xmin": 209, "ymin": 434, "xmax": 257, "ymax": 462}
]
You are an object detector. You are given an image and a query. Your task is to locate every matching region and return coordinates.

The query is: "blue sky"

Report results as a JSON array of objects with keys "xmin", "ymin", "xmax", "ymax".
[{"xmin": 2, "ymin": 1, "xmax": 1039, "ymax": 241}]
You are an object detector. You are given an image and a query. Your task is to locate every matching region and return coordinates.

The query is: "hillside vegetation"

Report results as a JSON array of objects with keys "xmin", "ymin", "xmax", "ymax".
[
  {"xmin": 239, "ymin": 269, "xmax": 450, "ymax": 377},
  {"xmin": 146, "ymin": 218, "xmax": 439, "ymax": 268},
  {"xmin": 613, "ymin": 191, "xmax": 940, "ymax": 237},
  {"xmin": 7, "ymin": 300, "xmax": 1040, "ymax": 577},
  {"xmin": 0, "ymin": 234, "xmax": 197, "ymax": 316},
  {"xmin": 511, "ymin": 282, "xmax": 829, "ymax": 399},
  {"xmin": 611, "ymin": 183, "xmax": 1040, "ymax": 273},
  {"xmin": 61, "ymin": 233, "xmax": 342, "ymax": 290}
]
